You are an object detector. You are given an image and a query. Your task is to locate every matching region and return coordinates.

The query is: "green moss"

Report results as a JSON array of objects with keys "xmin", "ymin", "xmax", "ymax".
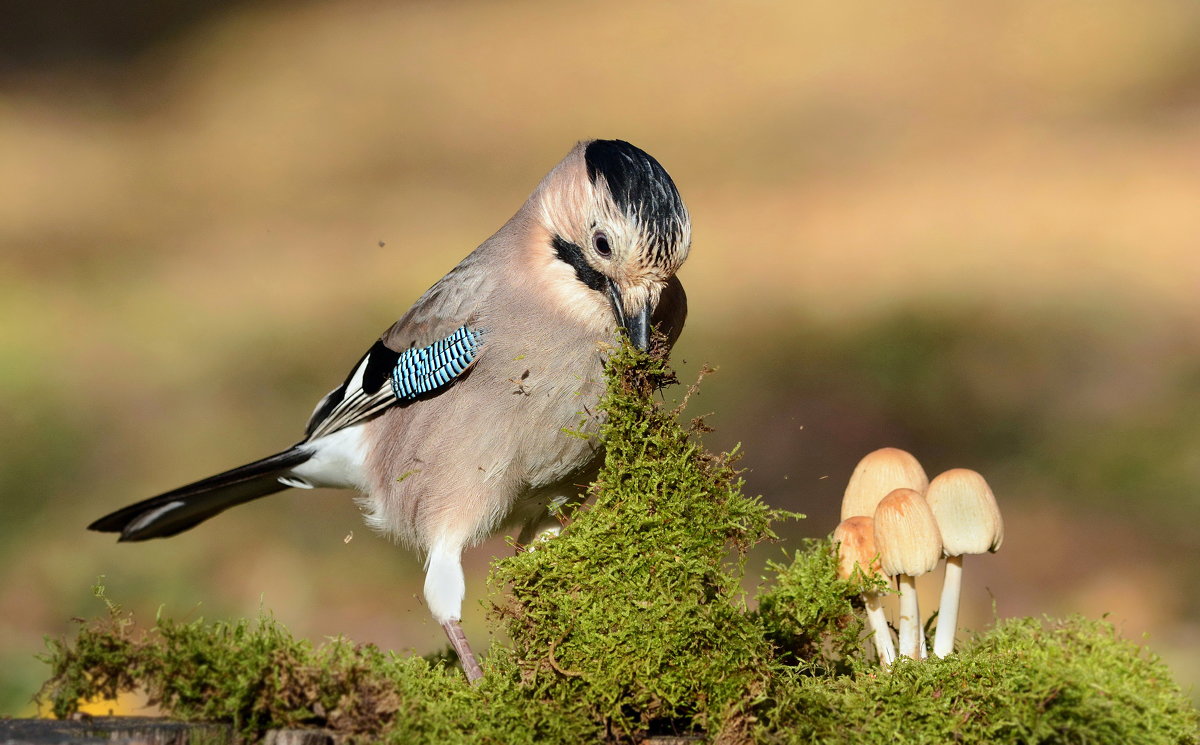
[
  {"xmin": 38, "ymin": 589, "xmax": 595, "ymax": 744},
  {"xmin": 490, "ymin": 344, "xmax": 790, "ymax": 740},
  {"xmin": 37, "ymin": 345, "xmax": 1200, "ymax": 743},
  {"xmin": 759, "ymin": 616, "xmax": 1199, "ymax": 745},
  {"xmin": 755, "ymin": 539, "xmax": 885, "ymax": 676},
  {"xmin": 40, "ymin": 586, "xmax": 467, "ymax": 738}
]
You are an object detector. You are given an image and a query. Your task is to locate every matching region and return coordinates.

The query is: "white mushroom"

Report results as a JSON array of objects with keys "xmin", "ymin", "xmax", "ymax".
[
  {"xmin": 874, "ymin": 488, "xmax": 942, "ymax": 660},
  {"xmin": 834, "ymin": 516, "xmax": 896, "ymax": 666},
  {"xmin": 841, "ymin": 448, "xmax": 930, "ymax": 521},
  {"xmin": 925, "ymin": 468, "xmax": 1003, "ymax": 657}
]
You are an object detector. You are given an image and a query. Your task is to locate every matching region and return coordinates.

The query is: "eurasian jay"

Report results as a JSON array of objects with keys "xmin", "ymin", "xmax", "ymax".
[{"xmin": 90, "ymin": 139, "xmax": 692, "ymax": 680}]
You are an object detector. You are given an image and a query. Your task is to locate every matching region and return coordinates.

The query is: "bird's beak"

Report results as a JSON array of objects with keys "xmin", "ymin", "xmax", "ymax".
[{"xmin": 606, "ymin": 280, "xmax": 651, "ymax": 351}]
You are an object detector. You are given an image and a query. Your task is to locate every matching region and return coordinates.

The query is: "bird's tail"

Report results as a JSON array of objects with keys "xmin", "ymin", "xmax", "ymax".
[{"xmin": 88, "ymin": 447, "xmax": 313, "ymax": 541}]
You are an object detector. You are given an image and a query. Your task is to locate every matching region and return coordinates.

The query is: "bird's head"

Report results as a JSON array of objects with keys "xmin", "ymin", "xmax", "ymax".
[{"xmin": 532, "ymin": 139, "xmax": 691, "ymax": 350}]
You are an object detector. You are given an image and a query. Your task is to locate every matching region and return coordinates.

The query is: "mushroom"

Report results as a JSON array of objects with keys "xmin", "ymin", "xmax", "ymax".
[
  {"xmin": 873, "ymin": 488, "xmax": 942, "ymax": 659},
  {"xmin": 925, "ymin": 468, "xmax": 1003, "ymax": 657},
  {"xmin": 841, "ymin": 448, "xmax": 930, "ymax": 521},
  {"xmin": 833, "ymin": 516, "xmax": 896, "ymax": 666}
]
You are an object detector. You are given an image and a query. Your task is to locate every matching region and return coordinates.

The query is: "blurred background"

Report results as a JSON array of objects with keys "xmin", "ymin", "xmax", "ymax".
[{"xmin": 3, "ymin": 0, "xmax": 1199, "ymax": 714}]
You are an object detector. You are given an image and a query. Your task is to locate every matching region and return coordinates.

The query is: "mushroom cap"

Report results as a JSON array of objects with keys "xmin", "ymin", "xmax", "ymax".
[
  {"xmin": 925, "ymin": 468, "xmax": 1003, "ymax": 555},
  {"xmin": 833, "ymin": 516, "xmax": 881, "ymax": 581},
  {"xmin": 841, "ymin": 447, "xmax": 930, "ymax": 521},
  {"xmin": 873, "ymin": 488, "xmax": 943, "ymax": 576}
]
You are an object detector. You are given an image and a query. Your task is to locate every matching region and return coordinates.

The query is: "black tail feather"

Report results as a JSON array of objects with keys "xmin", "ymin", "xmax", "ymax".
[{"xmin": 89, "ymin": 447, "xmax": 312, "ymax": 541}]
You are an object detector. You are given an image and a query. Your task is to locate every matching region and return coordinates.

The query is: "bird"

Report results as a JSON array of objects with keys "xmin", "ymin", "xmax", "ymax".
[{"xmin": 89, "ymin": 139, "xmax": 692, "ymax": 681}]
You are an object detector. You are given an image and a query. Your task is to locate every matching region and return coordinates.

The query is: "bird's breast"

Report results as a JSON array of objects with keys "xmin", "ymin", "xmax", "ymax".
[
  {"xmin": 358, "ymin": 321, "xmax": 616, "ymax": 549},
  {"xmin": 478, "ymin": 333, "xmax": 610, "ymax": 485}
]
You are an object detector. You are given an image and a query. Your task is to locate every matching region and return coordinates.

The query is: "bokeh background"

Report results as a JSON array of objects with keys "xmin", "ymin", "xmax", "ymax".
[{"xmin": 3, "ymin": 0, "xmax": 1199, "ymax": 714}]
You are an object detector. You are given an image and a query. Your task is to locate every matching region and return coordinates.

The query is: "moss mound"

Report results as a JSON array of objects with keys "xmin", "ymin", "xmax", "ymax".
[
  {"xmin": 38, "ymin": 346, "xmax": 1199, "ymax": 743},
  {"xmin": 491, "ymin": 346, "xmax": 787, "ymax": 741},
  {"xmin": 761, "ymin": 613, "xmax": 1199, "ymax": 744}
]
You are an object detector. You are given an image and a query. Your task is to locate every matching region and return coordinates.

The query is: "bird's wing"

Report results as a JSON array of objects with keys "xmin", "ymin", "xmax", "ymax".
[{"xmin": 304, "ymin": 258, "xmax": 494, "ymax": 440}]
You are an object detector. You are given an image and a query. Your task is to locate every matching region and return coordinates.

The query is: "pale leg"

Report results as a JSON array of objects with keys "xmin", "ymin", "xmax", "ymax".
[
  {"xmin": 441, "ymin": 620, "xmax": 483, "ymax": 683},
  {"xmin": 515, "ymin": 495, "xmax": 568, "ymax": 551},
  {"xmin": 523, "ymin": 524, "xmax": 561, "ymax": 552},
  {"xmin": 425, "ymin": 539, "xmax": 482, "ymax": 682}
]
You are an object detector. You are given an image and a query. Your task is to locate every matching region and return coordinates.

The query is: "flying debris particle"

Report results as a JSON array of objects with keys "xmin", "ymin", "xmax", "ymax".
[{"xmin": 344, "ymin": 531, "xmax": 354, "ymax": 544}]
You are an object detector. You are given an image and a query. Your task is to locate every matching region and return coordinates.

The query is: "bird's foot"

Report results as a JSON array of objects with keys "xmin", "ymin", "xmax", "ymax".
[{"xmin": 442, "ymin": 620, "xmax": 483, "ymax": 683}]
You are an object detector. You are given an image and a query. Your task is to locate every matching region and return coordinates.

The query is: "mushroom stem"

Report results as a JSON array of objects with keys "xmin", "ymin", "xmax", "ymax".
[
  {"xmin": 933, "ymin": 554, "xmax": 963, "ymax": 657},
  {"xmin": 897, "ymin": 574, "xmax": 923, "ymax": 659},
  {"xmin": 863, "ymin": 590, "xmax": 896, "ymax": 666}
]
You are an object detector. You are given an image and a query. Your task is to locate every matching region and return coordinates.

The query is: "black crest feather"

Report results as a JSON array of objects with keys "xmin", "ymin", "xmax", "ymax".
[{"xmin": 584, "ymin": 140, "xmax": 688, "ymax": 265}]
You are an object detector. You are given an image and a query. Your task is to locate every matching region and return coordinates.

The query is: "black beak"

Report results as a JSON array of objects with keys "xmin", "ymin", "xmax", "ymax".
[{"xmin": 606, "ymin": 280, "xmax": 651, "ymax": 351}]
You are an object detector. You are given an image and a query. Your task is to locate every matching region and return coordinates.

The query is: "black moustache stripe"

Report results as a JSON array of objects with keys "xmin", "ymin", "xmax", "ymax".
[{"xmin": 552, "ymin": 235, "xmax": 607, "ymax": 294}]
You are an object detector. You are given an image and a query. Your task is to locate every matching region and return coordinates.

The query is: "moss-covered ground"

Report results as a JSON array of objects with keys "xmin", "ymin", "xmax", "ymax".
[{"xmin": 38, "ymin": 344, "xmax": 1200, "ymax": 743}]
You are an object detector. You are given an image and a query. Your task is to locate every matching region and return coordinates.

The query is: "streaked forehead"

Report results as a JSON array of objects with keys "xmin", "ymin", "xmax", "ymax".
[
  {"xmin": 583, "ymin": 139, "xmax": 690, "ymax": 268},
  {"xmin": 584, "ymin": 141, "xmax": 688, "ymax": 228}
]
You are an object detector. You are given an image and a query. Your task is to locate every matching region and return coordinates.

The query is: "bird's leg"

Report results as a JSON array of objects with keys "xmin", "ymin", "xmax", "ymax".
[
  {"xmin": 425, "ymin": 539, "xmax": 482, "ymax": 682},
  {"xmin": 441, "ymin": 620, "xmax": 483, "ymax": 683},
  {"xmin": 517, "ymin": 523, "xmax": 561, "ymax": 553},
  {"xmin": 515, "ymin": 496, "xmax": 567, "ymax": 552}
]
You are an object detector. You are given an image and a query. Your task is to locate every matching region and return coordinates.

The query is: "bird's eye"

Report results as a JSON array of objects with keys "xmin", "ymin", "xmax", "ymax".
[{"xmin": 592, "ymin": 231, "xmax": 612, "ymax": 258}]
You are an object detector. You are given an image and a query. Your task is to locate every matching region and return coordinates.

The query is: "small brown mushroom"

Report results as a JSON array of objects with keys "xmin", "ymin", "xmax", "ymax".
[
  {"xmin": 834, "ymin": 516, "xmax": 896, "ymax": 665},
  {"xmin": 841, "ymin": 448, "xmax": 930, "ymax": 521},
  {"xmin": 874, "ymin": 488, "xmax": 942, "ymax": 659},
  {"xmin": 925, "ymin": 468, "xmax": 1003, "ymax": 657}
]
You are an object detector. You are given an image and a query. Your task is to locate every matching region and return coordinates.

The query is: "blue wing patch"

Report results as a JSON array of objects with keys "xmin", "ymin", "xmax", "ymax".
[{"xmin": 391, "ymin": 325, "xmax": 484, "ymax": 400}]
